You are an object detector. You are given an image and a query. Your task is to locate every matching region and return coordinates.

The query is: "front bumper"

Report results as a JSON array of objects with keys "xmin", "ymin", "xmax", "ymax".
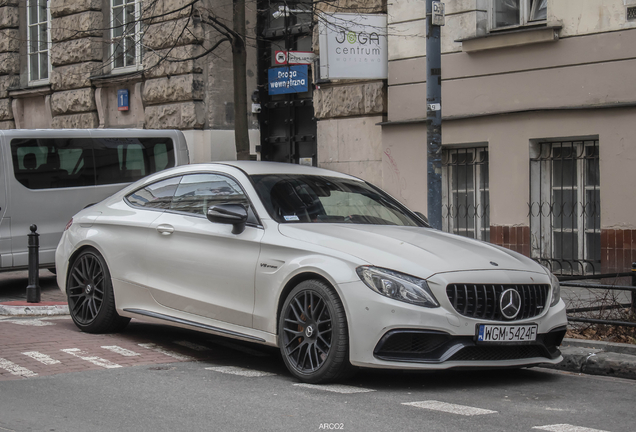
[{"xmin": 339, "ymin": 271, "xmax": 568, "ymax": 370}]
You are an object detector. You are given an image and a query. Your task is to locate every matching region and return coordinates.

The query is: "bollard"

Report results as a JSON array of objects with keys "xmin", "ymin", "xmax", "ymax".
[{"xmin": 26, "ymin": 224, "xmax": 41, "ymax": 303}]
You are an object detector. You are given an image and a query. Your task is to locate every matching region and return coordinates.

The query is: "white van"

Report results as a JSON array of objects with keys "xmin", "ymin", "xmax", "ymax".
[{"xmin": 0, "ymin": 129, "xmax": 189, "ymax": 272}]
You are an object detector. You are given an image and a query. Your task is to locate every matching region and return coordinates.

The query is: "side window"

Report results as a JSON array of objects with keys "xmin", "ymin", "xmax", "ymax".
[
  {"xmin": 171, "ymin": 174, "xmax": 258, "ymax": 224},
  {"xmin": 126, "ymin": 176, "xmax": 181, "ymax": 209}
]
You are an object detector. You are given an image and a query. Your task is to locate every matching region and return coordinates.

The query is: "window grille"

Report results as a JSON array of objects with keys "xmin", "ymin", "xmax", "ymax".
[
  {"xmin": 442, "ymin": 147, "xmax": 490, "ymax": 241},
  {"xmin": 27, "ymin": 0, "xmax": 50, "ymax": 84},
  {"xmin": 529, "ymin": 140, "xmax": 601, "ymax": 275},
  {"xmin": 111, "ymin": 0, "xmax": 143, "ymax": 71}
]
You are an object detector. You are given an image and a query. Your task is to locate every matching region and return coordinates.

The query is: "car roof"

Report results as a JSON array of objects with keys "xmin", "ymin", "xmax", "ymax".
[{"xmin": 197, "ymin": 161, "xmax": 361, "ymax": 179}]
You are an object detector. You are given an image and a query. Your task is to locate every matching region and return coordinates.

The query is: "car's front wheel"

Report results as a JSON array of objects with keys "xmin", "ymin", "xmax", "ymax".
[
  {"xmin": 279, "ymin": 279, "xmax": 354, "ymax": 383},
  {"xmin": 66, "ymin": 249, "xmax": 130, "ymax": 333}
]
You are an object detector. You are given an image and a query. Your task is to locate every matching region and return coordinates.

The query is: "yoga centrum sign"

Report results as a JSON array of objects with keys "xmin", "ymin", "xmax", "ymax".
[{"xmin": 318, "ymin": 13, "xmax": 388, "ymax": 80}]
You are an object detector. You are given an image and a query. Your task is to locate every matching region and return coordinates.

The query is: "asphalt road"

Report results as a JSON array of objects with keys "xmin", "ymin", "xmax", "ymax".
[{"xmin": 1, "ymin": 316, "xmax": 635, "ymax": 432}]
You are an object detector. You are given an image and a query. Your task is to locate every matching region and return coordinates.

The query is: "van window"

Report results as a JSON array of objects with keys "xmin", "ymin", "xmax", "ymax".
[{"xmin": 11, "ymin": 137, "xmax": 175, "ymax": 189}]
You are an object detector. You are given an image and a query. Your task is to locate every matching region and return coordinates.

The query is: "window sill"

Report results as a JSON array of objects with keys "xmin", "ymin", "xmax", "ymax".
[
  {"xmin": 457, "ymin": 25, "xmax": 561, "ymax": 53},
  {"xmin": 8, "ymin": 84, "xmax": 52, "ymax": 99},
  {"xmin": 90, "ymin": 70, "xmax": 144, "ymax": 87}
]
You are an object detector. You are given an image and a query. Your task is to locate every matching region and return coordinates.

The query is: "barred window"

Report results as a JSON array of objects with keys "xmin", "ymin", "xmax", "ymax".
[
  {"xmin": 491, "ymin": 0, "xmax": 547, "ymax": 30},
  {"xmin": 111, "ymin": 0, "xmax": 142, "ymax": 71},
  {"xmin": 529, "ymin": 140, "xmax": 601, "ymax": 275},
  {"xmin": 27, "ymin": 0, "xmax": 50, "ymax": 84},
  {"xmin": 442, "ymin": 147, "xmax": 490, "ymax": 241}
]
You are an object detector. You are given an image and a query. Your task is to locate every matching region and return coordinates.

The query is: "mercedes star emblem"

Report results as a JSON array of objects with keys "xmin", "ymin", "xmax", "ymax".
[{"xmin": 500, "ymin": 289, "xmax": 522, "ymax": 319}]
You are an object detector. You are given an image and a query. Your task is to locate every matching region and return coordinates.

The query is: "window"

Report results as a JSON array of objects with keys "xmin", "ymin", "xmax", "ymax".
[
  {"xmin": 111, "ymin": 0, "xmax": 142, "ymax": 71},
  {"xmin": 529, "ymin": 140, "xmax": 600, "ymax": 275},
  {"xmin": 127, "ymin": 177, "xmax": 182, "ymax": 209},
  {"xmin": 11, "ymin": 137, "xmax": 175, "ymax": 189},
  {"xmin": 442, "ymin": 147, "xmax": 490, "ymax": 241},
  {"xmin": 491, "ymin": 0, "xmax": 547, "ymax": 30},
  {"xmin": 27, "ymin": 0, "xmax": 50, "ymax": 84}
]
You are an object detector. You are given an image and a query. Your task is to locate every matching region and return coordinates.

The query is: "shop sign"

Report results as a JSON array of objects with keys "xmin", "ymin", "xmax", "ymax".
[{"xmin": 318, "ymin": 13, "xmax": 388, "ymax": 80}]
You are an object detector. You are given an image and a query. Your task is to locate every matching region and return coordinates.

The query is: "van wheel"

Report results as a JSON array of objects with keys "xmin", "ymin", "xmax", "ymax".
[
  {"xmin": 279, "ymin": 280, "xmax": 355, "ymax": 383},
  {"xmin": 66, "ymin": 249, "xmax": 130, "ymax": 333}
]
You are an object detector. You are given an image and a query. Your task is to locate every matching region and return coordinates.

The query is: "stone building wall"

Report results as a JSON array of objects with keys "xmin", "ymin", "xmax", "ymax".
[{"xmin": 0, "ymin": 0, "xmax": 19, "ymax": 129}]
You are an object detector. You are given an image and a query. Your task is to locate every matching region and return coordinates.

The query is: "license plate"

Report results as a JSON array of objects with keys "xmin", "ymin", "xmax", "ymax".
[{"xmin": 477, "ymin": 324, "xmax": 538, "ymax": 343}]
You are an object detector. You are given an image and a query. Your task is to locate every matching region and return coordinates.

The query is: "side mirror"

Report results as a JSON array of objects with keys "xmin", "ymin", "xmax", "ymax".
[
  {"xmin": 207, "ymin": 204, "xmax": 248, "ymax": 234},
  {"xmin": 414, "ymin": 211, "xmax": 430, "ymax": 225}
]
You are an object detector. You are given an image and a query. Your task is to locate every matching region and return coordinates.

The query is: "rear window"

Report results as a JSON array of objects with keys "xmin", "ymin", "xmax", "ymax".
[{"xmin": 11, "ymin": 137, "xmax": 175, "ymax": 189}]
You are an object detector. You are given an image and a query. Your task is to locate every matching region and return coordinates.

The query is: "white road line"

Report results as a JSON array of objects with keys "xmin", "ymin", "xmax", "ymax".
[
  {"xmin": 402, "ymin": 401, "xmax": 497, "ymax": 416},
  {"xmin": 138, "ymin": 343, "xmax": 194, "ymax": 361},
  {"xmin": 22, "ymin": 351, "xmax": 61, "ymax": 365},
  {"xmin": 101, "ymin": 345, "xmax": 141, "ymax": 357},
  {"xmin": 173, "ymin": 340, "xmax": 210, "ymax": 351},
  {"xmin": 61, "ymin": 348, "xmax": 122, "ymax": 369},
  {"xmin": 5, "ymin": 319, "xmax": 54, "ymax": 327},
  {"xmin": 294, "ymin": 383, "xmax": 376, "ymax": 394},
  {"xmin": 205, "ymin": 366, "xmax": 276, "ymax": 377},
  {"xmin": 207, "ymin": 339, "xmax": 269, "ymax": 357},
  {"xmin": 0, "ymin": 358, "xmax": 38, "ymax": 377},
  {"xmin": 533, "ymin": 425, "xmax": 611, "ymax": 432}
]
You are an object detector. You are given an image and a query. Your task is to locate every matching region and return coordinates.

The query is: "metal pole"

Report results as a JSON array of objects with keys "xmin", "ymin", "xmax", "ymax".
[
  {"xmin": 631, "ymin": 262, "xmax": 636, "ymax": 314},
  {"xmin": 26, "ymin": 224, "xmax": 41, "ymax": 303},
  {"xmin": 426, "ymin": 0, "xmax": 443, "ymax": 229}
]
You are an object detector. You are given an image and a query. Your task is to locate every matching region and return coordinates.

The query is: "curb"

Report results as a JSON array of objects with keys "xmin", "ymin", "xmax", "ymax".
[
  {"xmin": 0, "ymin": 304, "xmax": 69, "ymax": 316},
  {"xmin": 541, "ymin": 339, "xmax": 636, "ymax": 380}
]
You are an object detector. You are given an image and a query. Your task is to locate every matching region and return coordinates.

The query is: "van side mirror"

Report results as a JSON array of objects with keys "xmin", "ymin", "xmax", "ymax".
[{"xmin": 207, "ymin": 204, "xmax": 248, "ymax": 234}]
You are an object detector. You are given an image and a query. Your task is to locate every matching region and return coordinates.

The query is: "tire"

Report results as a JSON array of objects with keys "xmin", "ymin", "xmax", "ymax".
[
  {"xmin": 278, "ymin": 279, "xmax": 355, "ymax": 383},
  {"xmin": 66, "ymin": 249, "xmax": 130, "ymax": 333}
]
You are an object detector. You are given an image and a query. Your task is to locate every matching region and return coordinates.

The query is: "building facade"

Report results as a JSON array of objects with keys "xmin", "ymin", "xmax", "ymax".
[{"xmin": 0, "ymin": 0, "xmax": 261, "ymax": 162}]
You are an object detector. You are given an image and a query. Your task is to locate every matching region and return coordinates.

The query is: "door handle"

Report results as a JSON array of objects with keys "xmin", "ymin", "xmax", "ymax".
[{"xmin": 156, "ymin": 224, "xmax": 174, "ymax": 235}]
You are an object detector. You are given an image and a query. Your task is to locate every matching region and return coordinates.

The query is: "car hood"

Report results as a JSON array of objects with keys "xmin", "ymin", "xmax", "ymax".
[{"xmin": 278, "ymin": 224, "xmax": 545, "ymax": 279}]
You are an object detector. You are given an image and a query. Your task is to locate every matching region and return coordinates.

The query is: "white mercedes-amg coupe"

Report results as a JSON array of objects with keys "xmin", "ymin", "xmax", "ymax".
[{"xmin": 56, "ymin": 161, "xmax": 567, "ymax": 383}]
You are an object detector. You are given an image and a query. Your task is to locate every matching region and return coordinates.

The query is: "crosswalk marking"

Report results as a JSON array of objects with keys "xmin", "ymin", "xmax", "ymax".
[
  {"xmin": 294, "ymin": 383, "xmax": 375, "ymax": 394},
  {"xmin": 205, "ymin": 366, "xmax": 276, "ymax": 377},
  {"xmin": 0, "ymin": 358, "xmax": 38, "ymax": 377},
  {"xmin": 533, "ymin": 425, "xmax": 611, "ymax": 432},
  {"xmin": 61, "ymin": 348, "xmax": 122, "ymax": 369},
  {"xmin": 101, "ymin": 345, "xmax": 141, "ymax": 357},
  {"xmin": 173, "ymin": 340, "xmax": 210, "ymax": 351},
  {"xmin": 138, "ymin": 343, "xmax": 194, "ymax": 361},
  {"xmin": 22, "ymin": 351, "xmax": 61, "ymax": 365},
  {"xmin": 402, "ymin": 401, "xmax": 497, "ymax": 416}
]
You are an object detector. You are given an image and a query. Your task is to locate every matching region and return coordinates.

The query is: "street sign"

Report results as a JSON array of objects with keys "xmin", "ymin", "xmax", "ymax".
[
  {"xmin": 117, "ymin": 89, "xmax": 129, "ymax": 111},
  {"xmin": 268, "ymin": 66, "xmax": 309, "ymax": 95},
  {"xmin": 274, "ymin": 51, "xmax": 316, "ymax": 65}
]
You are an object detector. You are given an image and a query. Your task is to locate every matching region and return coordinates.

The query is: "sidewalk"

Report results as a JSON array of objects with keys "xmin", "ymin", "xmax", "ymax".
[{"xmin": 2, "ymin": 270, "xmax": 636, "ymax": 380}]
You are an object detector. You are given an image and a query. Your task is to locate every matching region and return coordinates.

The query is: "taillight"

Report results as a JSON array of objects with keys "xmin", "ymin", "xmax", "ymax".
[{"xmin": 64, "ymin": 218, "xmax": 73, "ymax": 231}]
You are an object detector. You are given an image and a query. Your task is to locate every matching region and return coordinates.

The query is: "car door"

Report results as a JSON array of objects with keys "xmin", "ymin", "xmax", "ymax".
[
  {"xmin": 144, "ymin": 173, "xmax": 263, "ymax": 328},
  {"xmin": 0, "ymin": 142, "xmax": 10, "ymax": 268}
]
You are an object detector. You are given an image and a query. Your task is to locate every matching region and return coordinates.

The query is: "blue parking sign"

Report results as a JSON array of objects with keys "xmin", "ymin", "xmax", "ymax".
[{"xmin": 268, "ymin": 66, "xmax": 309, "ymax": 95}]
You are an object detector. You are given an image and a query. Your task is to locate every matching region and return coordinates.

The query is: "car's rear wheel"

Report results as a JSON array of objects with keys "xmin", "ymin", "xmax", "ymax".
[
  {"xmin": 67, "ymin": 249, "xmax": 130, "ymax": 333},
  {"xmin": 279, "ymin": 279, "xmax": 354, "ymax": 383}
]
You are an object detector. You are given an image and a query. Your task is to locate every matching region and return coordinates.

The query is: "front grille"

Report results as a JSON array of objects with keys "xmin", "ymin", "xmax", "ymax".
[
  {"xmin": 446, "ymin": 284, "xmax": 550, "ymax": 321},
  {"xmin": 375, "ymin": 331, "xmax": 450, "ymax": 359},
  {"xmin": 448, "ymin": 345, "xmax": 549, "ymax": 362}
]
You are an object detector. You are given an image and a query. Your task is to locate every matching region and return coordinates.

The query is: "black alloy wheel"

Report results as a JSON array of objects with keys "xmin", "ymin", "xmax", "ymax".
[
  {"xmin": 67, "ymin": 249, "xmax": 130, "ymax": 333},
  {"xmin": 279, "ymin": 280, "xmax": 354, "ymax": 383}
]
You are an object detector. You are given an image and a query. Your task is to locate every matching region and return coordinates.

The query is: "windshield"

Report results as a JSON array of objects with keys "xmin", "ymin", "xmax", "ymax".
[{"xmin": 250, "ymin": 174, "xmax": 425, "ymax": 226}]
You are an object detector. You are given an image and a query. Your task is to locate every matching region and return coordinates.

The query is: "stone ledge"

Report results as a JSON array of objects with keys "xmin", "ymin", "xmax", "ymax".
[
  {"xmin": 50, "ymin": 0, "xmax": 101, "ymax": 19},
  {"xmin": 52, "ymin": 112, "xmax": 99, "ymax": 129}
]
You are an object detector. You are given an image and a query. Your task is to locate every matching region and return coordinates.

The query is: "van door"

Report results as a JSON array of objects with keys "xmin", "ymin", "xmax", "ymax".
[{"xmin": 0, "ymin": 137, "xmax": 11, "ymax": 268}]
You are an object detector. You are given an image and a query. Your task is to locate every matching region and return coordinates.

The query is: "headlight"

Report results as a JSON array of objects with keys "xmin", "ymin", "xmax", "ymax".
[
  {"xmin": 356, "ymin": 266, "xmax": 439, "ymax": 308},
  {"xmin": 542, "ymin": 266, "xmax": 561, "ymax": 307}
]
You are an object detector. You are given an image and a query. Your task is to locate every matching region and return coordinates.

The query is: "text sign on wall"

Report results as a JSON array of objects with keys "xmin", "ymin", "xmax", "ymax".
[
  {"xmin": 117, "ymin": 89, "xmax": 129, "ymax": 111},
  {"xmin": 268, "ymin": 65, "xmax": 309, "ymax": 95},
  {"xmin": 319, "ymin": 13, "xmax": 388, "ymax": 80}
]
